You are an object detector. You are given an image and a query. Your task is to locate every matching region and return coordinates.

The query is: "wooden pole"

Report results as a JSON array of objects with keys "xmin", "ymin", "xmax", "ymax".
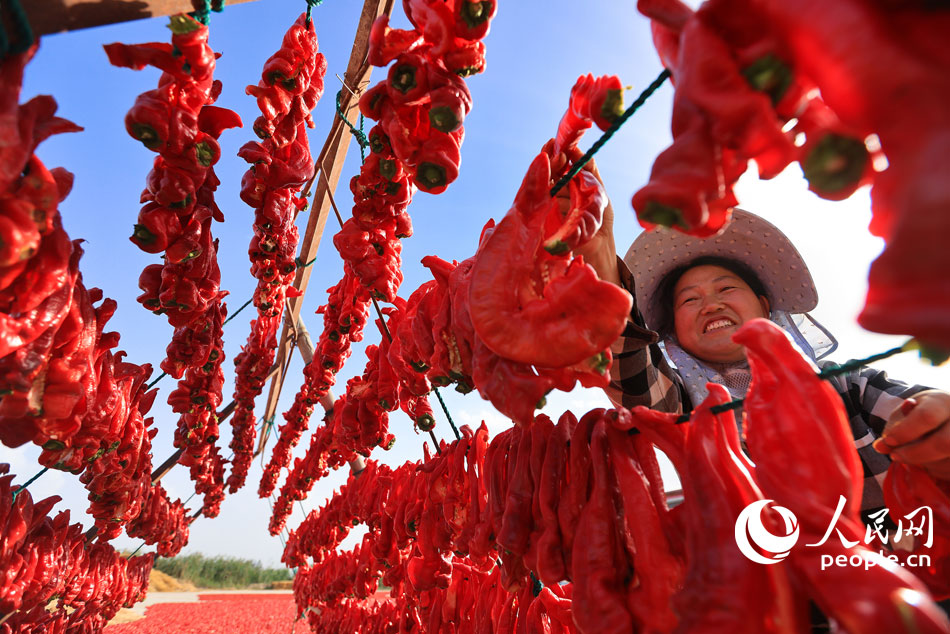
[{"xmin": 23, "ymin": 0, "xmax": 259, "ymax": 37}]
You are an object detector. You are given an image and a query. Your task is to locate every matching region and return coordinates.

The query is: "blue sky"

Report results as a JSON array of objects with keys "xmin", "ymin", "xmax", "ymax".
[{"xmin": 3, "ymin": 0, "xmax": 946, "ymax": 567}]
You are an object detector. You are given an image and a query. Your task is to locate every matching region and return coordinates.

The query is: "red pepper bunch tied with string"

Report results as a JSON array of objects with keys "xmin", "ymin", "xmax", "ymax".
[
  {"xmin": 268, "ymin": 409, "xmax": 356, "ymax": 535},
  {"xmin": 266, "ymin": 339, "xmax": 396, "ymax": 519},
  {"xmin": 227, "ymin": 14, "xmax": 328, "ymax": 494},
  {"xmin": 0, "ymin": 44, "xmax": 83, "ymax": 449},
  {"xmin": 332, "ymin": 216, "xmax": 406, "ymax": 304},
  {"xmin": 282, "ymin": 460, "xmax": 391, "ymax": 566},
  {"xmin": 316, "ymin": 301, "xmax": 444, "ymax": 460},
  {"xmin": 414, "ymin": 562, "xmax": 576, "ymax": 634},
  {"xmin": 326, "ymin": 0, "xmax": 496, "ymax": 305},
  {"xmin": 459, "ymin": 74, "xmax": 630, "ymax": 424},
  {"xmin": 105, "ymin": 15, "xmax": 236, "ymax": 489},
  {"xmin": 0, "ymin": 465, "xmax": 154, "ymax": 633},
  {"xmin": 361, "ymin": 0, "xmax": 495, "ymax": 195},
  {"xmin": 469, "ymin": 407, "xmax": 690, "ymax": 632},
  {"xmin": 125, "ymin": 482, "xmax": 190, "ymax": 558},
  {"xmin": 633, "ymin": 0, "xmax": 902, "ymax": 240},
  {"xmin": 740, "ymin": 0, "xmax": 949, "ymax": 349},
  {"xmin": 166, "ymin": 299, "xmax": 226, "ymax": 455},
  {"xmin": 258, "ymin": 265, "xmax": 371, "ymax": 499},
  {"xmin": 279, "ymin": 423, "xmax": 590, "ymax": 632},
  {"xmin": 292, "ymin": 533, "xmax": 383, "ymax": 607},
  {"xmin": 105, "ymin": 14, "xmax": 238, "ymax": 339},
  {"xmin": 74, "ymin": 349, "xmax": 158, "ymax": 540},
  {"xmin": 281, "ymin": 426, "xmax": 490, "ymax": 578},
  {"xmin": 160, "ymin": 299, "xmax": 227, "ymax": 521},
  {"xmin": 182, "ymin": 441, "xmax": 227, "ymax": 518}
]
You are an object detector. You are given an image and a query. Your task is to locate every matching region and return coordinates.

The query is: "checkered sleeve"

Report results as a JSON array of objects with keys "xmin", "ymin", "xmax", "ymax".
[
  {"xmin": 821, "ymin": 360, "xmax": 930, "ymax": 513},
  {"xmin": 604, "ymin": 257, "xmax": 685, "ymax": 414}
]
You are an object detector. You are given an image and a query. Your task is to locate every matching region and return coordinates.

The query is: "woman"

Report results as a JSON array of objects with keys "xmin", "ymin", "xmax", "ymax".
[{"xmin": 568, "ymin": 163, "xmax": 950, "ymax": 518}]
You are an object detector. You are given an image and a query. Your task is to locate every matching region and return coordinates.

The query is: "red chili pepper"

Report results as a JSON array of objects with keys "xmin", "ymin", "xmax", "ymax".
[
  {"xmin": 604, "ymin": 420, "xmax": 682, "ymax": 631},
  {"xmin": 571, "ymin": 417, "xmax": 634, "ymax": 633},
  {"xmin": 444, "ymin": 38, "xmax": 487, "ymax": 77},
  {"xmin": 368, "ymin": 15, "xmax": 424, "ymax": 67},
  {"xmin": 736, "ymin": 318, "xmax": 863, "ymax": 532},
  {"xmin": 884, "ymin": 461, "xmax": 950, "ymax": 600},
  {"xmin": 454, "ymin": 0, "xmax": 497, "ymax": 41},
  {"xmin": 553, "ymin": 74, "xmax": 624, "ymax": 157},
  {"xmin": 541, "ymin": 164, "xmax": 607, "ymax": 256},
  {"xmin": 631, "ymin": 94, "xmax": 739, "ymax": 236},
  {"xmin": 469, "ymin": 151, "xmax": 631, "ymax": 368},
  {"xmin": 497, "ymin": 419, "xmax": 535, "ymax": 560},
  {"xmin": 387, "ymin": 53, "xmax": 431, "ymax": 105}
]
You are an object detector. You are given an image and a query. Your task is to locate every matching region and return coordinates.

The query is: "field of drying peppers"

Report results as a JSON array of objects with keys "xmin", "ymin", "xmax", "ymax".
[
  {"xmin": 107, "ymin": 596, "xmax": 298, "ymax": 633},
  {"xmin": 2, "ymin": 0, "xmax": 950, "ymax": 632}
]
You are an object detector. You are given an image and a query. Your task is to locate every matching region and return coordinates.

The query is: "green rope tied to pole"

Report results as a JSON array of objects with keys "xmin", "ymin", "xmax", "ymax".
[
  {"xmin": 305, "ymin": 0, "xmax": 324, "ymax": 28},
  {"xmin": 189, "ymin": 0, "xmax": 223, "ymax": 26},
  {"xmin": 0, "ymin": 0, "xmax": 34, "ymax": 58},
  {"xmin": 335, "ymin": 90, "xmax": 369, "ymax": 159},
  {"xmin": 661, "ymin": 339, "xmax": 916, "ymax": 426},
  {"xmin": 550, "ymin": 68, "xmax": 671, "ymax": 198},
  {"xmin": 433, "ymin": 387, "xmax": 461, "ymax": 441},
  {"xmin": 11, "ymin": 467, "xmax": 49, "ymax": 501}
]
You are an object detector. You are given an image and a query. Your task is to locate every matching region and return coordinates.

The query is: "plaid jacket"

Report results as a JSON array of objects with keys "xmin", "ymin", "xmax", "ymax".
[{"xmin": 605, "ymin": 259, "xmax": 927, "ymax": 514}]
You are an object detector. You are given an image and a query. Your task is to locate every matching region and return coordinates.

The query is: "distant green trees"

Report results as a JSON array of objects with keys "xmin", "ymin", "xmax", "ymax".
[{"xmin": 153, "ymin": 553, "xmax": 293, "ymax": 589}]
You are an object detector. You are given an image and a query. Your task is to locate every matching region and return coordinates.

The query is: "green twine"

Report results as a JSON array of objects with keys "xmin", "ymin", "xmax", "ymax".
[
  {"xmin": 549, "ymin": 68, "xmax": 671, "ymax": 197},
  {"xmin": 146, "ymin": 372, "xmax": 167, "ymax": 391},
  {"xmin": 11, "ymin": 467, "xmax": 49, "ymax": 501},
  {"xmin": 433, "ymin": 387, "xmax": 461, "ymax": 441},
  {"xmin": 295, "ymin": 256, "xmax": 317, "ymax": 269},
  {"xmin": 0, "ymin": 0, "xmax": 34, "ymax": 58},
  {"xmin": 335, "ymin": 90, "xmax": 369, "ymax": 158},
  {"xmin": 126, "ymin": 542, "xmax": 146, "ymax": 559},
  {"xmin": 189, "ymin": 0, "xmax": 223, "ymax": 26},
  {"xmin": 305, "ymin": 0, "xmax": 324, "ymax": 27},
  {"xmin": 531, "ymin": 573, "xmax": 543, "ymax": 597},
  {"xmin": 816, "ymin": 342, "xmax": 911, "ymax": 380},
  {"xmin": 223, "ymin": 297, "xmax": 254, "ymax": 327},
  {"xmin": 662, "ymin": 339, "xmax": 915, "ymax": 426}
]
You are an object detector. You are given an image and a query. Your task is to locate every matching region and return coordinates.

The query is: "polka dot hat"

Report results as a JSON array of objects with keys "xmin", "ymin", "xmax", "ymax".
[{"xmin": 624, "ymin": 209, "xmax": 819, "ymax": 332}]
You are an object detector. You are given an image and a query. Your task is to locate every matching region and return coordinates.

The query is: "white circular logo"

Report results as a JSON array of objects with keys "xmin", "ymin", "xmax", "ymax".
[{"xmin": 734, "ymin": 499, "xmax": 800, "ymax": 564}]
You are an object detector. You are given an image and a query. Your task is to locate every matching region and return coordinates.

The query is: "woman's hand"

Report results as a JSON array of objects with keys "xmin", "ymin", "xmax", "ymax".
[
  {"xmin": 873, "ymin": 390, "xmax": 950, "ymax": 480},
  {"xmin": 552, "ymin": 155, "xmax": 621, "ymax": 285}
]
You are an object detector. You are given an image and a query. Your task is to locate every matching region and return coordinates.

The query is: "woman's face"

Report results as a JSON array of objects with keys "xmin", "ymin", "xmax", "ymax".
[{"xmin": 672, "ymin": 264, "xmax": 770, "ymax": 363}]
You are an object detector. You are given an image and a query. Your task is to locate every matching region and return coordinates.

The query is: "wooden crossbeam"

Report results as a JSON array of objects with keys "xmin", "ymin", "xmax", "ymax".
[{"xmin": 23, "ymin": 0, "xmax": 258, "ymax": 37}]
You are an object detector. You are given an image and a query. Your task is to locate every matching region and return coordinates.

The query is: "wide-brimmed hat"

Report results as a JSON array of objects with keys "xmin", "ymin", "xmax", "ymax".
[{"xmin": 625, "ymin": 209, "xmax": 818, "ymax": 332}]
